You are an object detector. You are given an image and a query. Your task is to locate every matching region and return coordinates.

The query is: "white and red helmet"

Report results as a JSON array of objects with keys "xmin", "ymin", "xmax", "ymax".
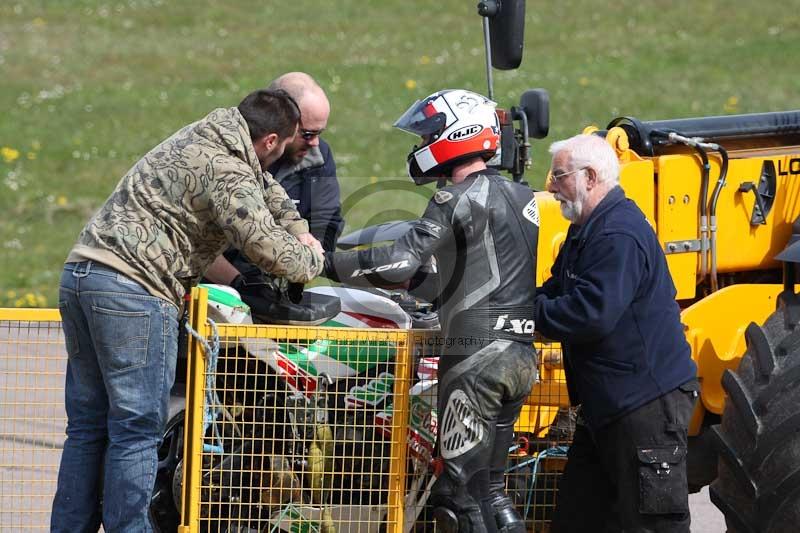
[{"xmin": 394, "ymin": 89, "xmax": 500, "ymax": 185}]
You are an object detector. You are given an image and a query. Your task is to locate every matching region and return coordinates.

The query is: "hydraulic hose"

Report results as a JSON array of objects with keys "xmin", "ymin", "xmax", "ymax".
[
  {"xmin": 708, "ymin": 145, "xmax": 729, "ymax": 292},
  {"xmin": 660, "ymin": 132, "xmax": 727, "ymax": 291},
  {"xmin": 691, "ymin": 145, "xmax": 711, "ymax": 280}
]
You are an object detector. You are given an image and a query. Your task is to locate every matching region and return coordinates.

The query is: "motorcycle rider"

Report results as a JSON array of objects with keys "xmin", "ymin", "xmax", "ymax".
[{"xmin": 324, "ymin": 89, "xmax": 539, "ymax": 532}]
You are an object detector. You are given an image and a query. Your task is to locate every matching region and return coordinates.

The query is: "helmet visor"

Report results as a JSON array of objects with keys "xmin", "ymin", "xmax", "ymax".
[{"xmin": 393, "ymin": 99, "xmax": 448, "ymax": 136}]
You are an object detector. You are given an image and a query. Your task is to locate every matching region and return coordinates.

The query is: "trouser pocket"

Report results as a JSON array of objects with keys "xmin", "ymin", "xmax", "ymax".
[
  {"xmin": 91, "ymin": 304, "xmax": 151, "ymax": 372},
  {"xmin": 637, "ymin": 445, "xmax": 689, "ymax": 514}
]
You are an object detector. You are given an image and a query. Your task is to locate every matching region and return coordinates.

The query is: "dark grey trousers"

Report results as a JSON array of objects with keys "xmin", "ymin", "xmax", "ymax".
[{"xmin": 551, "ymin": 380, "xmax": 698, "ymax": 533}]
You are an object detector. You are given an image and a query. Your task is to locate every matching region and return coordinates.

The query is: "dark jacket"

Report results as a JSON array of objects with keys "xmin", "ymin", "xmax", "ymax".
[
  {"xmin": 534, "ymin": 186, "xmax": 696, "ymax": 430},
  {"xmin": 269, "ymin": 139, "xmax": 343, "ymax": 254}
]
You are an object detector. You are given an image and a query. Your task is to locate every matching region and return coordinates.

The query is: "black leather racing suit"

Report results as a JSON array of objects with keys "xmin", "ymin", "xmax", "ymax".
[{"xmin": 325, "ymin": 169, "xmax": 539, "ymax": 532}]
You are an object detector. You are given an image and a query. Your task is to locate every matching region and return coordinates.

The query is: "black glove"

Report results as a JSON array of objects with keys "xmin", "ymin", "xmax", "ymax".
[
  {"xmin": 287, "ymin": 282, "xmax": 304, "ymax": 304},
  {"xmin": 230, "ymin": 274, "xmax": 283, "ymax": 319},
  {"xmin": 322, "ymin": 251, "xmax": 340, "ymax": 282}
]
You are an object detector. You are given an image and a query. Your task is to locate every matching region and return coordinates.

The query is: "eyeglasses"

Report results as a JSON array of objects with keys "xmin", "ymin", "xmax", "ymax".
[
  {"xmin": 299, "ymin": 128, "xmax": 325, "ymax": 141},
  {"xmin": 550, "ymin": 166, "xmax": 588, "ymax": 183}
]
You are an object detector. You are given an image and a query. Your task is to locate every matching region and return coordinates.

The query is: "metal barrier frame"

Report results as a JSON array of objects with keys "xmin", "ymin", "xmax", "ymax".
[{"xmin": 0, "ymin": 308, "xmax": 61, "ymax": 322}]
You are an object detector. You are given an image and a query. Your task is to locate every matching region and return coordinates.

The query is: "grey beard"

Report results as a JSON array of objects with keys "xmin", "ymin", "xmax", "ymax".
[{"xmin": 557, "ymin": 195, "xmax": 584, "ymax": 223}]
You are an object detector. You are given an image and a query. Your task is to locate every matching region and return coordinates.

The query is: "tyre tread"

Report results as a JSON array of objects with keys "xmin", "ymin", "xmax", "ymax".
[
  {"xmin": 713, "ymin": 303, "xmax": 800, "ymax": 532},
  {"xmin": 745, "ymin": 322, "xmax": 774, "ymax": 379},
  {"xmin": 721, "ymin": 369, "xmax": 759, "ymax": 437}
]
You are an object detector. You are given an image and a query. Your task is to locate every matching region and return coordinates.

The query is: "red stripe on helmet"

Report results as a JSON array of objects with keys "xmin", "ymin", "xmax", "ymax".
[{"xmin": 427, "ymin": 127, "xmax": 498, "ymax": 164}]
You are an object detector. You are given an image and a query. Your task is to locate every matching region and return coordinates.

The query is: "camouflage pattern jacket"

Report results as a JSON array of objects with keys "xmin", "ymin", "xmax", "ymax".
[{"xmin": 67, "ymin": 107, "xmax": 323, "ymax": 306}]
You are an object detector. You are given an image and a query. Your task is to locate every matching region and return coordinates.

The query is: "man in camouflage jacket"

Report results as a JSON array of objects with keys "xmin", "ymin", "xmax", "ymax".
[
  {"xmin": 51, "ymin": 89, "xmax": 323, "ymax": 532},
  {"xmin": 204, "ymin": 72, "xmax": 343, "ymax": 320}
]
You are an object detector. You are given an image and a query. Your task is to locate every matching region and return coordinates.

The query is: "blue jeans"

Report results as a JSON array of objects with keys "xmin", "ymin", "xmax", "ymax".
[{"xmin": 51, "ymin": 261, "xmax": 179, "ymax": 532}]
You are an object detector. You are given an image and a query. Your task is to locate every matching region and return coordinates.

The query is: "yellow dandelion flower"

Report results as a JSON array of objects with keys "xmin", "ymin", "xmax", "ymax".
[
  {"xmin": 6, "ymin": 290, "xmax": 16, "ymax": 300},
  {"xmin": 579, "ymin": 77, "xmax": 590, "ymax": 87},
  {"xmin": 419, "ymin": 55, "xmax": 431, "ymax": 65},
  {"xmin": 14, "ymin": 297, "xmax": 25, "ymax": 308},
  {"xmin": 1, "ymin": 147, "xmax": 20, "ymax": 163},
  {"xmin": 370, "ymin": 176, "xmax": 378, "ymax": 184},
  {"xmin": 25, "ymin": 293, "xmax": 37, "ymax": 306},
  {"xmin": 36, "ymin": 294, "xmax": 48, "ymax": 307},
  {"xmin": 27, "ymin": 152, "xmax": 36, "ymax": 160},
  {"xmin": 56, "ymin": 196, "xmax": 68, "ymax": 206},
  {"xmin": 31, "ymin": 140, "xmax": 42, "ymax": 151},
  {"xmin": 724, "ymin": 96, "xmax": 739, "ymax": 113},
  {"xmin": 405, "ymin": 79, "xmax": 417, "ymax": 90}
]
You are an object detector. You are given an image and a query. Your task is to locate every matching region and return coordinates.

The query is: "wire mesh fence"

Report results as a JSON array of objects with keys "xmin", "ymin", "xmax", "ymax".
[
  {"xmin": 0, "ymin": 309, "xmax": 66, "ymax": 531},
  {"xmin": 398, "ymin": 338, "xmax": 571, "ymax": 533},
  {"xmin": 511, "ymin": 340, "xmax": 572, "ymax": 533},
  {"xmin": 0, "ymin": 300, "xmax": 570, "ymax": 533},
  {"xmin": 180, "ymin": 317, "xmax": 413, "ymax": 533}
]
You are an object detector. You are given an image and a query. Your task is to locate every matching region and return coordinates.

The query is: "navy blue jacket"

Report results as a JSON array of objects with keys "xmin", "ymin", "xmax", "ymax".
[
  {"xmin": 534, "ymin": 186, "xmax": 696, "ymax": 430},
  {"xmin": 269, "ymin": 139, "xmax": 343, "ymax": 254}
]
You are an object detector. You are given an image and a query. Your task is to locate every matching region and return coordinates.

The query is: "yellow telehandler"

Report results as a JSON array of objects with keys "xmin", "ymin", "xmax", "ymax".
[
  {"xmin": 527, "ymin": 112, "xmax": 800, "ymax": 532},
  {"xmin": 480, "ymin": 1, "xmax": 800, "ymax": 530}
]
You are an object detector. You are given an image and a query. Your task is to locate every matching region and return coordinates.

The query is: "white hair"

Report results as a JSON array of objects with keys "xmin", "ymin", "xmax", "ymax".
[{"xmin": 549, "ymin": 134, "xmax": 620, "ymax": 186}]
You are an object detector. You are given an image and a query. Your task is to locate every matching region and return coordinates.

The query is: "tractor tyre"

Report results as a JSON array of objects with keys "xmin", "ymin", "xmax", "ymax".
[{"xmin": 710, "ymin": 293, "xmax": 800, "ymax": 533}]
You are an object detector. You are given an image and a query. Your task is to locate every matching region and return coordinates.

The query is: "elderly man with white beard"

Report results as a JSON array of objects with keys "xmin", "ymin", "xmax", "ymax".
[{"xmin": 534, "ymin": 134, "xmax": 698, "ymax": 533}]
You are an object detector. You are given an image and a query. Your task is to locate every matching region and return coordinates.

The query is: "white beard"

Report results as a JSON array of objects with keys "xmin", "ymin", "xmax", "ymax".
[{"xmin": 555, "ymin": 181, "xmax": 588, "ymax": 223}]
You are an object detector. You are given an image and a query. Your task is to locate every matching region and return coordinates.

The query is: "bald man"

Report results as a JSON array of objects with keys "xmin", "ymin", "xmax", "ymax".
[
  {"xmin": 266, "ymin": 72, "xmax": 343, "ymax": 253},
  {"xmin": 205, "ymin": 73, "xmax": 343, "ymax": 320}
]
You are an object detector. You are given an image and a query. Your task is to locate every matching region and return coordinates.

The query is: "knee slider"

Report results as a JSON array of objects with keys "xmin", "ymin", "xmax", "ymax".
[{"xmin": 431, "ymin": 481, "xmax": 487, "ymax": 533}]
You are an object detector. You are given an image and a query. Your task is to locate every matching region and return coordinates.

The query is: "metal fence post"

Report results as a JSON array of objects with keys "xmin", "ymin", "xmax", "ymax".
[{"xmin": 179, "ymin": 287, "xmax": 208, "ymax": 532}]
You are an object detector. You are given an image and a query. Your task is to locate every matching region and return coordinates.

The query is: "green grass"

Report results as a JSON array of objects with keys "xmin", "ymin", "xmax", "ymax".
[{"xmin": 2, "ymin": 0, "xmax": 799, "ymax": 306}]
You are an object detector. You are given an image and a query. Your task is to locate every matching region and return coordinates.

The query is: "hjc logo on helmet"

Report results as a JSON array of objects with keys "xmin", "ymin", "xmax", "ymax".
[{"xmin": 447, "ymin": 124, "xmax": 483, "ymax": 142}]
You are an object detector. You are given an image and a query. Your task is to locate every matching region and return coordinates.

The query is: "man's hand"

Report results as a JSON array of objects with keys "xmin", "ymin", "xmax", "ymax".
[{"xmin": 297, "ymin": 232, "xmax": 324, "ymax": 257}]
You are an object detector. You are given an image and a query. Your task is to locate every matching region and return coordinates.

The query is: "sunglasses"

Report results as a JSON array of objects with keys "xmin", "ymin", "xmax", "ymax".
[
  {"xmin": 299, "ymin": 128, "xmax": 325, "ymax": 141},
  {"xmin": 550, "ymin": 166, "xmax": 588, "ymax": 183}
]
